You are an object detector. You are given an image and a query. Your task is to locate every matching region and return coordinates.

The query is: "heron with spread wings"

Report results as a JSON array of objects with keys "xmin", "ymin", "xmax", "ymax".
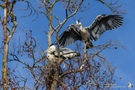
[{"xmin": 58, "ymin": 14, "xmax": 123, "ymax": 49}]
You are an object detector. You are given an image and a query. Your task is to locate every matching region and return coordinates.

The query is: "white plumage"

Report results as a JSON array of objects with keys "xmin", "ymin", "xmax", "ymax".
[{"xmin": 45, "ymin": 45, "xmax": 80, "ymax": 62}]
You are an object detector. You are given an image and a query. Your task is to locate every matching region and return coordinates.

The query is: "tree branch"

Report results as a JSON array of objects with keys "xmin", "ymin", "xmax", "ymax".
[
  {"xmin": 7, "ymin": 1, "xmax": 18, "ymax": 43},
  {"xmin": 60, "ymin": 68, "xmax": 82, "ymax": 78},
  {"xmin": 97, "ymin": 0, "xmax": 126, "ymax": 14}
]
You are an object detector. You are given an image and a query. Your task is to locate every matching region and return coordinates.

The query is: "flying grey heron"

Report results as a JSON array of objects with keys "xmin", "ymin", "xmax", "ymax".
[
  {"xmin": 58, "ymin": 14, "xmax": 123, "ymax": 49},
  {"xmin": 45, "ymin": 45, "xmax": 80, "ymax": 62}
]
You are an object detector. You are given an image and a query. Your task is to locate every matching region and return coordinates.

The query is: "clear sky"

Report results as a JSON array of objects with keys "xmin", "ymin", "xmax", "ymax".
[{"xmin": 0, "ymin": 0, "xmax": 135, "ymax": 89}]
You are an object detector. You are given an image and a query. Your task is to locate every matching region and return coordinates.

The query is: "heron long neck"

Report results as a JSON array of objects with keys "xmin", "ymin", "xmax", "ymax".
[
  {"xmin": 79, "ymin": 24, "xmax": 87, "ymax": 36},
  {"xmin": 79, "ymin": 24, "xmax": 83, "ymax": 31}
]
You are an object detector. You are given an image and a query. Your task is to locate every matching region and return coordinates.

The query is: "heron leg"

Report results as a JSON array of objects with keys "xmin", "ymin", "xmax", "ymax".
[{"xmin": 85, "ymin": 41, "xmax": 93, "ymax": 49}]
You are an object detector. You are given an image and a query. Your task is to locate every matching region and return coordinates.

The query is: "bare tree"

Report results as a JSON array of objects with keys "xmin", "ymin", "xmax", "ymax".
[
  {"xmin": 0, "ymin": 0, "xmax": 125, "ymax": 90},
  {"xmin": 0, "ymin": 0, "xmax": 17, "ymax": 89},
  {"xmin": 36, "ymin": 0, "xmax": 124, "ymax": 89},
  {"xmin": 0, "ymin": 0, "xmax": 37, "ymax": 89}
]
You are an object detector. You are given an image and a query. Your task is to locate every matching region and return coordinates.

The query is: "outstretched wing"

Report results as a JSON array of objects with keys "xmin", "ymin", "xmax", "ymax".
[
  {"xmin": 58, "ymin": 24, "xmax": 82, "ymax": 47},
  {"xmin": 86, "ymin": 14, "xmax": 123, "ymax": 41}
]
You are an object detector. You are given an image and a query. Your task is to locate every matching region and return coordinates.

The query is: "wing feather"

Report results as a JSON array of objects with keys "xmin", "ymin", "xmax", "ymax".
[
  {"xmin": 86, "ymin": 14, "xmax": 123, "ymax": 41},
  {"xmin": 58, "ymin": 24, "xmax": 82, "ymax": 47},
  {"xmin": 54, "ymin": 47, "xmax": 80, "ymax": 58}
]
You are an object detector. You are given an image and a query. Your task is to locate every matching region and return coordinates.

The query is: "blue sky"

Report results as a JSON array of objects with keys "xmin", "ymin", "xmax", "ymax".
[{"xmin": 0, "ymin": 0, "xmax": 135, "ymax": 89}]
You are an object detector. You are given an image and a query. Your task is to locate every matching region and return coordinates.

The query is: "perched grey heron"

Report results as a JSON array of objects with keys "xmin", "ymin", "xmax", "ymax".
[
  {"xmin": 45, "ymin": 45, "xmax": 80, "ymax": 62},
  {"xmin": 58, "ymin": 14, "xmax": 123, "ymax": 49}
]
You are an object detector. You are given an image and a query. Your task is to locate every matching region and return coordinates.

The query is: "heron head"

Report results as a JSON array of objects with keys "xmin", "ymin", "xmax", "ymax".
[
  {"xmin": 76, "ymin": 20, "xmax": 82, "ymax": 27},
  {"xmin": 45, "ymin": 45, "xmax": 56, "ymax": 53}
]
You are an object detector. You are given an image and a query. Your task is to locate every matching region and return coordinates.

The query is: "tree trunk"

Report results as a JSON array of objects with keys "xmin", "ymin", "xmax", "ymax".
[
  {"xmin": 2, "ymin": 0, "xmax": 8, "ymax": 89},
  {"xmin": 50, "ymin": 71, "xmax": 59, "ymax": 90},
  {"xmin": 2, "ymin": 43, "xmax": 8, "ymax": 90}
]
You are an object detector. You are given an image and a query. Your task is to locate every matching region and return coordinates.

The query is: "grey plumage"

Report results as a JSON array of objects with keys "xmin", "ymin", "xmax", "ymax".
[
  {"xmin": 87, "ymin": 14, "xmax": 123, "ymax": 41},
  {"xmin": 58, "ymin": 14, "xmax": 123, "ymax": 49},
  {"xmin": 45, "ymin": 45, "xmax": 80, "ymax": 62},
  {"xmin": 58, "ymin": 25, "xmax": 82, "ymax": 47}
]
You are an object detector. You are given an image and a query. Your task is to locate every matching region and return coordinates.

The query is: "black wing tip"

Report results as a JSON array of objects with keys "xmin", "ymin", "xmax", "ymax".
[
  {"xmin": 110, "ymin": 14, "xmax": 123, "ymax": 21},
  {"xmin": 107, "ymin": 14, "xmax": 124, "ymax": 29},
  {"xmin": 114, "ymin": 15, "xmax": 123, "ymax": 19},
  {"xmin": 96, "ymin": 14, "xmax": 123, "ymax": 22}
]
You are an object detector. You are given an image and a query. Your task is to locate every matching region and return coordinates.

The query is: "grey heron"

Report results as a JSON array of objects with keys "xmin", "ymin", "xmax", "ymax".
[
  {"xmin": 58, "ymin": 14, "xmax": 123, "ymax": 49},
  {"xmin": 45, "ymin": 45, "xmax": 80, "ymax": 62}
]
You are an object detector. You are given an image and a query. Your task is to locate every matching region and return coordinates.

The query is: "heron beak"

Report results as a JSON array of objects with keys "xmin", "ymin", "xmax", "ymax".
[
  {"xmin": 44, "ymin": 49, "xmax": 48, "ymax": 53},
  {"xmin": 76, "ymin": 23, "xmax": 79, "ymax": 26},
  {"xmin": 76, "ymin": 22, "xmax": 81, "ymax": 26}
]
